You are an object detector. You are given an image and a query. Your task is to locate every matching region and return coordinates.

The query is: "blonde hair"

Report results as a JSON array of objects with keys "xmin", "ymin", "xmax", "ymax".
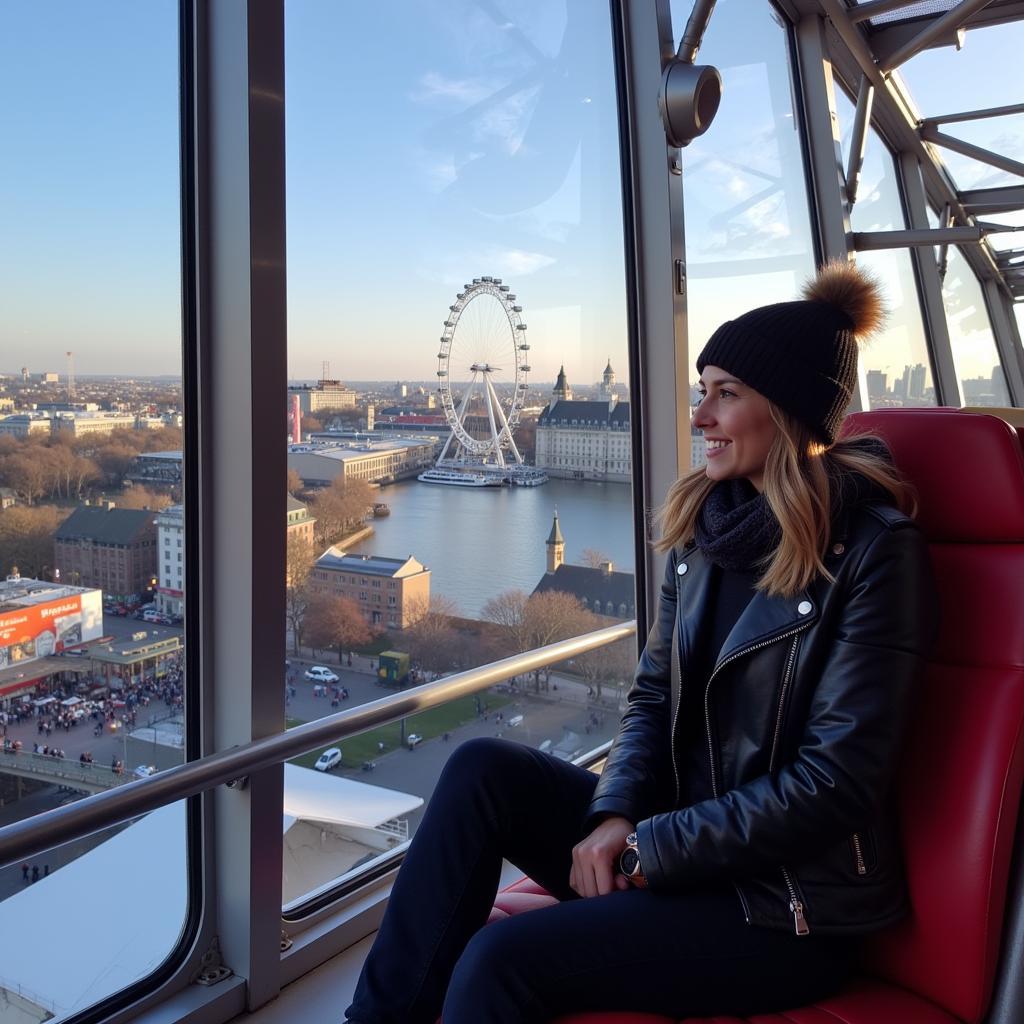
[{"xmin": 656, "ymin": 406, "xmax": 916, "ymax": 598}]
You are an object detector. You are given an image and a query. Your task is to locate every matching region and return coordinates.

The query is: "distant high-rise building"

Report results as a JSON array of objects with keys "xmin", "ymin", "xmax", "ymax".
[
  {"xmin": 20, "ymin": 367, "xmax": 29, "ymax": 382},
  {"xmin": 395, "ymin": 381, "xmax": 408, "ymax": 398},
  {"xmin": 909, "ymin": 363, "xmax": 927, "ymax": 400},
  {"xmin": 866, "ymin": 370, "xmax": 887, "ymax": 401},
  {"xmin": 288, "ymin": 379, "xmax": 357, "ymax": 414}
]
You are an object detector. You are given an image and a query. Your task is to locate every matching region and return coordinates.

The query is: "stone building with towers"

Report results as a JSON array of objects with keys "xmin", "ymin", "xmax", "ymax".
[
  {"xmin": 534, "ymin": 365, "xmax": 631, "ymax": 482},
  {"xmin": 531, "ymin": 511, "xmax": 635, "ymax": 621}
]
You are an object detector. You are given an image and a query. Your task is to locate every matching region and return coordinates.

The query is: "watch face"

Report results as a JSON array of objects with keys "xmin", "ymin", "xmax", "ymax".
[{"xmin": 620, "ymin": 847, "xmax": 640, "ymax": 876}]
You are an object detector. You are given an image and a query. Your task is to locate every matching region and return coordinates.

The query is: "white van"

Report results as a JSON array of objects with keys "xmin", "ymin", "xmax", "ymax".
[{"xmin": 507, "ymin": 714, "xmax": 524, "ymax": 728}]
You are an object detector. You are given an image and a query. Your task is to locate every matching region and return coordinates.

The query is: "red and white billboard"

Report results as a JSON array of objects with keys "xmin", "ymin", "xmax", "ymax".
[{"xmin": 0, "ymin": 589, "xmax": 102, "ymax": 671}]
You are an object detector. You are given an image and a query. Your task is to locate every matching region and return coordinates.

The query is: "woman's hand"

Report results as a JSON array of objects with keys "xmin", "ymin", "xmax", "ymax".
[{"xmin": 570, "ymin": 816, "xmax": 634, "ymax": 898}]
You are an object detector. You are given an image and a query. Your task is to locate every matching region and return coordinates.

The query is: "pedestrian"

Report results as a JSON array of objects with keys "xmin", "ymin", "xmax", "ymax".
[
  {"xmin": 21, "ymin": 863, "xmax": 28, "ymax": 883},
  {"xmin": 43, "ymin": 865, "xmax": 49, "ymax": 877},
  {"xmin": 31, "ymin": 865, "xmax": 39, "ymax": 884},
  {"xmin": 343, "ymin": 262, "xmax": 938, "ymax": 1024}
]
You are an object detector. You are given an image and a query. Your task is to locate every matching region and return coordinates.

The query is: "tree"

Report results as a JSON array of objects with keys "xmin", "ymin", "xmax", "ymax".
[
  {"xmin": 483, "ymin": 589, "xmax": 595, "ymax": 691},
  {"xmin": 304, "ymin": 592, "xmax": 374, "ymax": 660},
  {"xmin": 286, "ymin": 468, "xmax": 303, "ymax": 495},
  {"xmin": 481, "ymin": 590, "xmax": 531, "ymax": 657},
  {"xmin": 116, "ymin": 485, "xmax": 173, "ymax": 510},
  {"xmin": 286, "ymin": 532, "xmax": 315, "ymax": 655},
  {"xmin": 580, "ymin": 548, "xmax": 613, "ymax": 569},
  {"xmin": 309, "ymin": 476, "xmax": 374, "ymax": 546},
  {"xmin": 575, "ymin": 635, "xmax": 636, "ymax": 702},
  {"xmin": 2, "ymin": 451, "xmax": 50, "ymax": 505},
  {"xmin": 0, "ymin": 505, "xmax": 70, "ymax": 579},
  {"xmin": 404, "ymin": 594, "xmax": 460, "ymax": 676}
]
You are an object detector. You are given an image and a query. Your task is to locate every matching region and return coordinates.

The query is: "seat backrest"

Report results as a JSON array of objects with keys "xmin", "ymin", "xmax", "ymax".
[{"xmin": 844, "ymin": 409, "xmax": 1024, "ymax": 1024}]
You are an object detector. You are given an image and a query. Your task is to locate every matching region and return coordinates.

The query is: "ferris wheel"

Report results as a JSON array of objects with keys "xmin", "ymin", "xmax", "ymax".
[{"xmin": 435, "ymin": 276, "xmax": 530, "ymax": 468}]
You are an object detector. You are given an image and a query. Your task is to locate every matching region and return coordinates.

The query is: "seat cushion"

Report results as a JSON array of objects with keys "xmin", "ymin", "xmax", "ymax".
[{"xmin": 492, "ymin": 881, "xmax": 961, "ymax": 1024}]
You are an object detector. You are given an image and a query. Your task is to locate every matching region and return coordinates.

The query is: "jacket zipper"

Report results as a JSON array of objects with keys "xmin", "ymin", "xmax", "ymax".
[
  {"xmin": 701, "ymin": 623, "xmax": 812, "ymax": 799},
  {"xmin": 768, "ymin": 634, "xmax": 803, "ymax": 775},
  {"xmin": 781, "ymin": 866, "xmax": 810, "ymax": 935},
  {"xmin": 852, "ymin": 832, "xmax": 867, "ymax": 875}
]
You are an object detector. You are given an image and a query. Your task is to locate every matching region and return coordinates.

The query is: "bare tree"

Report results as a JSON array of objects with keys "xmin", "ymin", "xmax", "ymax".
[
  {"xmin": 484, "ymin": 588, "xmax": 595, "ymax": 691},
  {"xmin": 286, "ymin": 532, "xmax": 315, "ymax": 655},
  {"xmin": 304, "ymin": 592, "xmax": 374, "ymax": 661},
  {"xmin": 404, "ymin": 594, "xmax": 461, "ymax": 676},
  {"xmin": 0, "ymin": 505, "xmax": 70, "ymax": 578},
  {"xmin": 580, "ymin": 548, "xmax": 613, "ymax": 569},
  {"xmin": 116, "ymin": 485, "xmax": 173, "ymax": 510},
  {"xmin": 310, "ymin": 477, "xmax": 374, "ymax": 546},
  {"xmin": 575, "ymin": 635, "xmax": 636, "ymax": 702},
  {"xmin": 2, "ymin": 451, "xmax": 50, "ymax": 505},
  {"xmin": 286, "ymin": 468, "xmax": 304, "ymax": 495}
]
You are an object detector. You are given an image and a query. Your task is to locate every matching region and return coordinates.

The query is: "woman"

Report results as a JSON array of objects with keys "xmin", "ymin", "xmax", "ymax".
[{"xmin": 345, "ymin": 262, "xmax": 937, "ymax": 1023}]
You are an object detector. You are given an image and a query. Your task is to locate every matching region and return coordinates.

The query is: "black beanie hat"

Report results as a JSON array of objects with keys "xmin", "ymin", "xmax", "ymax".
[{"xmin": 696, "ymin": 261, "xmax": 884, "ymax": 445}]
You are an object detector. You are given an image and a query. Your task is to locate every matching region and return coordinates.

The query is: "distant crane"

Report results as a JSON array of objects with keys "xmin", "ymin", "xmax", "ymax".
[{"xmin": 66, "ymin": 351, "xmax": 75, "ymax": 401}]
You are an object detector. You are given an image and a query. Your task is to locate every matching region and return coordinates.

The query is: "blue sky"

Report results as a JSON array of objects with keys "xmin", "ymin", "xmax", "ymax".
[{"xmin": 1, "ymin": 2, "xmax": 1019, "ymax": 385}]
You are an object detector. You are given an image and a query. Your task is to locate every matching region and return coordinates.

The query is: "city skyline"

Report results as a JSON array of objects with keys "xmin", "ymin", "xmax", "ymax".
[{"xmin": 2, "ymin": 2, "xmax": 1021, "ymax": 382}]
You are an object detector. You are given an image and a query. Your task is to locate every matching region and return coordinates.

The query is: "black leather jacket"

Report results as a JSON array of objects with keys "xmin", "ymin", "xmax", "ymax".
[{"xmin": 587, "ymin": 502, "xmax": 938, "ymax": 935}]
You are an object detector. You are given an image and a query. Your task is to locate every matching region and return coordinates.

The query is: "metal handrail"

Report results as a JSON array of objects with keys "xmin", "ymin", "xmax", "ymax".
[{"xmin": 0, "ymin": 621, "xmax": 636, "ymax": 867}]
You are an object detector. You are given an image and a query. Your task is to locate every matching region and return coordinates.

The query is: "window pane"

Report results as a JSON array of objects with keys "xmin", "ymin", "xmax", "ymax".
[
  {"xmin": 283, "ymin": 0, "xmax": 634, "ymax": 907},
  {"xmin": 0, "ymin": 2, "xmax": 188, "ymax": 1014},
  {"xmin": 942, "ymin": 247, "xmax": 1010, "ymax": 406},
  {"xmin": 834, "ymin": 90, "xmax": 936, "ymax": 409},
  {"xmin": 669, "ymin": 0, "xmax": 817, "ymax": 452}
]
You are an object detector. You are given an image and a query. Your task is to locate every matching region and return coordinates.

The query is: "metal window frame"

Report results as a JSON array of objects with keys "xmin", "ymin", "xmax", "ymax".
[{"xmin": 611, "ymin": 0, "xmax": 687, "ymax": 623}]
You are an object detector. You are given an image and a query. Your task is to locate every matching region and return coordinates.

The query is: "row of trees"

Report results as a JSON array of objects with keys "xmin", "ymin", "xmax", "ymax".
[
  {"xmin": 0, "ymin": 505, "xmax": 71, "ymax": 580},
  {"xmin": 0, "ymin": 425, "xmax": 182, "ymax": 505}
]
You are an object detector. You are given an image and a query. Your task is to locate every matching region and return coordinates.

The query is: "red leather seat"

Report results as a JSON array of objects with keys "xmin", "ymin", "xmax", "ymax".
[{"xmin": 489, "ymin": 408, "xmax": 1024, "ymax": 1024}]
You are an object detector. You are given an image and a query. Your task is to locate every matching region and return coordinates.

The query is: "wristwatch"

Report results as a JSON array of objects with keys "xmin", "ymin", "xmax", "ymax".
[{"xmin": 619, "ymin": 832, "xmax": 644, "ymax": 881}]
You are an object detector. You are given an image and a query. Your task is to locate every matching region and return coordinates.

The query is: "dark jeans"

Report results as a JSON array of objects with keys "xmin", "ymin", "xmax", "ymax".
[{"xmin": 345, "ymin": 738, "xmax": 854, "ymax": 1024}]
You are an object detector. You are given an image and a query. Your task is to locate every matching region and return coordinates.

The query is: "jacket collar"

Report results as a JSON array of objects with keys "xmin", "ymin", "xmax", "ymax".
[{"xmin": 674, "ymin": 544, "xmax": 820, "ymax": 672}]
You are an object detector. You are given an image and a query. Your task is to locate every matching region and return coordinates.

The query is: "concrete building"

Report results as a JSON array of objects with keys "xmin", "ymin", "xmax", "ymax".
[
  {"xmin": 535, "ymin": 366, "xmax": 631, "ymax": 482},
  {"xmin": 287, "ymin": 495, "xmax": 316, "ymax": 548},
  {"xmin": 288, "ymin": 436, "xmax": 437, "ymax": 488},
  {"xmin": 51, "ymin": 412, "xmax": 137, "ymax": 437},
  {"xmin": 288, "ymin": 379, "xmax": 357, "ymax": 414},
  {"xmin": 155, "ymin": 505, "xmax": 184, "ymax": 619},
  {"xmin": 0, "ymin": 413, "xmax": 52, "ymax": 437},
  {"xmin": 310, "ymin": 548, "xmax": 431, "ymax": 630},
  {"xmin": 54, "ymin": 506, "xmax": 159, "ymax": 603},
  {"xmin": 0, "ymin": 573, "xmax": 103, "ymax": 687},
  {"xmin": 127, "ymin": 450, "xmax": 183, "ymax": 487}
]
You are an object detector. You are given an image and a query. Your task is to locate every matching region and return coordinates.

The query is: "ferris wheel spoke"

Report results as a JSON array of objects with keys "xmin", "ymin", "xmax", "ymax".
[{"xmin": 430, "ymin": 277, "xmax": 539, "ymax": 483}]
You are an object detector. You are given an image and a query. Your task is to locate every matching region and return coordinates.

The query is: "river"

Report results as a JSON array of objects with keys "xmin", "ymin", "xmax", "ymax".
[{"xmin": 348, "ymin": 477, "xmax": 637, "ymax": 618}]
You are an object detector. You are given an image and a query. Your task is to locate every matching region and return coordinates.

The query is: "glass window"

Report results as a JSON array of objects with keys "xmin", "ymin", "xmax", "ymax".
[
  {"xmin": 283, "ymin": 0, "xmax": 635, "ymax": 909},
  {"xmin": 941, "ymin": 247, "xmax": 1010, "ymax": 406},
  {"xmin": 670, "ymin": 0, "xmax": 817, "ymax": 455},
  {"xmin": 833, "ymin": 89, "xmax": 936, "ymax": 409},
  {"xmin": 0, "ymin": 0, "xmax": 188, "ymax": 1016}
]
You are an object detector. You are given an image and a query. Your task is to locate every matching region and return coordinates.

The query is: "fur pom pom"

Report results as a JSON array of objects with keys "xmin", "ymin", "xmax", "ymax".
[{"xmin": 802, "ymin": 260, "xmax": 885, "ymax": 341}]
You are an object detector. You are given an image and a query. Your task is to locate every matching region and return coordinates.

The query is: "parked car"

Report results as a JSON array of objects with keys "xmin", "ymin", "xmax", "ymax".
[
  {"xmin": 406, "ymin": 733, "xmax": 423, "ymax": 749},
  {"xmin": 304, "ymin": 666, "xmax": 339, "ymax": 684},
  {"xmin": 133, "ymin": 765, "xmax": 157, "ymax": 779},
  {"xmin": 313, "ymin": 747, "xmax": 341, "ymax": 772}
]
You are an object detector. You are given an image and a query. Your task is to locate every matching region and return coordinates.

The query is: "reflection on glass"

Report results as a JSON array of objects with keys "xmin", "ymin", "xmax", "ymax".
[
  {"xmin": 283, "ymin": 0, "xmax": 634, "ymax": 905},
  {"xmin": 0, "ymin": 1, "xmax": 186, "ymax": 1015},
  {"xmin": 834, "ymin": 89, "xmax": 935, "ymax": 409},
  {"xmin": 670, "ymin": 0, "xmax": 816, "ymax": 461},
  {"xmin": 942, "ymin": 247, "xmax": 1010, "ymax": 407}
]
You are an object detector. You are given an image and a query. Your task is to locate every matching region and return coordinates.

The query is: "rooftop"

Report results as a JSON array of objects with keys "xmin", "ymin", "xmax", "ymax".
[{"xmin": 316, "ymin": 547, "xmax": 427, "ymax": 578}]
